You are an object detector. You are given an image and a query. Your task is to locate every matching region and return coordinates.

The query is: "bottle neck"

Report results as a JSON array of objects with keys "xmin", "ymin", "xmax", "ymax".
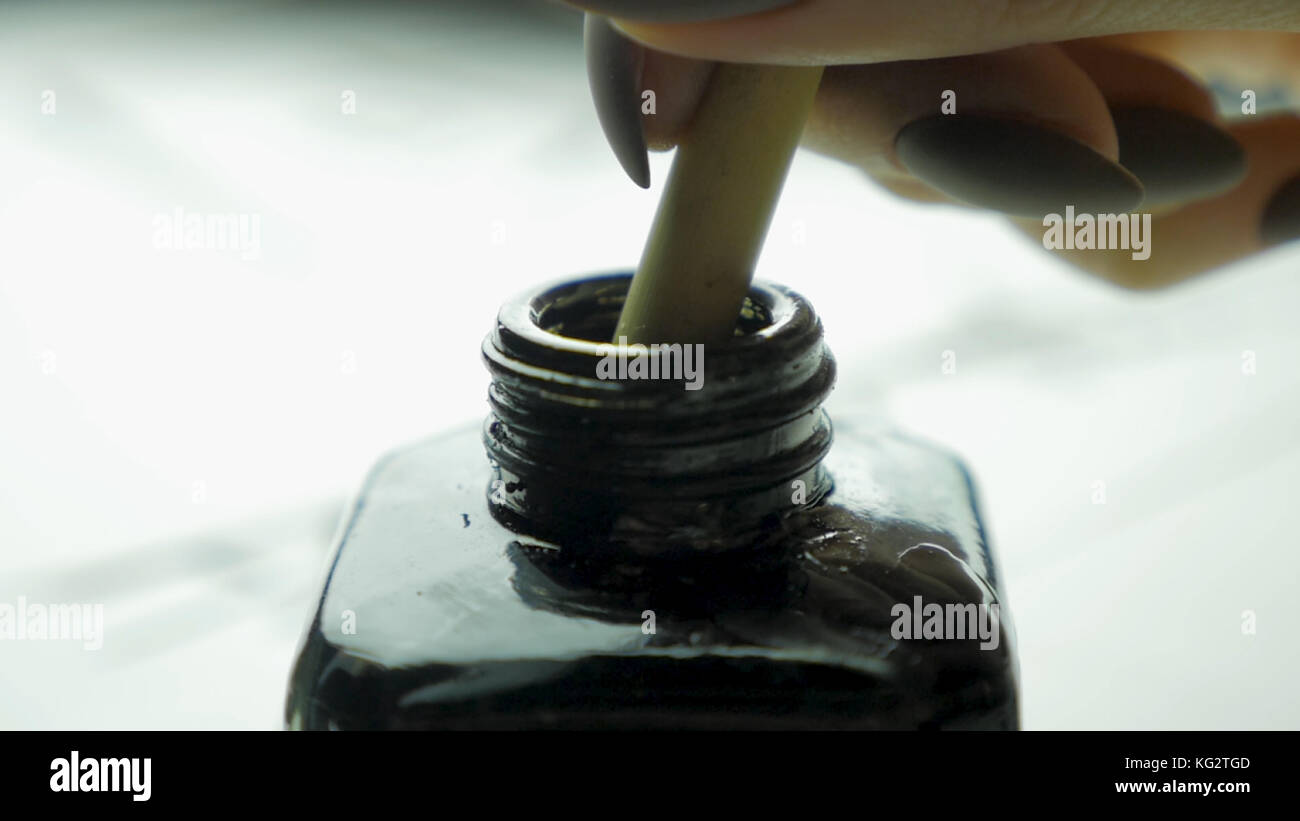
[{"xmin": 481, "ymin": 272, "xmax": 836, "ymax": 559}]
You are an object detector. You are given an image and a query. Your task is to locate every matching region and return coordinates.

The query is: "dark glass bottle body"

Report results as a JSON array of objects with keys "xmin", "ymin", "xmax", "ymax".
[{"xmin": 286, "ymin": 273, "xmax": 1019, "ymax": 729}]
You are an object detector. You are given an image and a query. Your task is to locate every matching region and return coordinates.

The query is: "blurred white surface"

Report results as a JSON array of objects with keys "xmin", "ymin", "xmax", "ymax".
[{"xmin": 0, "ymin": 0, "xmax": 1296, "ymax": 729}]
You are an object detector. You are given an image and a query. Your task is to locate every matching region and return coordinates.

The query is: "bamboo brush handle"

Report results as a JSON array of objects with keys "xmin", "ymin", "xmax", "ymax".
[{"xmin": 614, "ymin": 64, "xmax": 824, "ymax": 345}]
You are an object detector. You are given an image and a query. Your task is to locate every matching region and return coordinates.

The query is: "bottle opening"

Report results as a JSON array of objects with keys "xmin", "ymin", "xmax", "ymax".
[
  {"xmin": 481, "ymin": 272, "xmax": 836, "ymax": 558},
  {"xmin": 531, "ymin": 276, "xmax": 776, "ymax": 342}
]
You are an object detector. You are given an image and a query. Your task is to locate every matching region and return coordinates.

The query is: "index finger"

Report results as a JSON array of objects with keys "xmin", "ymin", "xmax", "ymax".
[{"xmin": 570, "ymin": 0, "xmax": 1300, "ymax": 64}]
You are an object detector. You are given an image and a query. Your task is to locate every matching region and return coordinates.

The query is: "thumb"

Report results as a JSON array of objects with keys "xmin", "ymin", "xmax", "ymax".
[{"xmin": 569, "ymin": 0, "xmax": 1300, "ymax": 64}]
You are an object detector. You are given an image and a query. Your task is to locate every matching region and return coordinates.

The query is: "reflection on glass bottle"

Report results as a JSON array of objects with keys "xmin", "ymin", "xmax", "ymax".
[{"xmin": 286, "ymin": 273, "xmax": 1019, "ymax": 729}]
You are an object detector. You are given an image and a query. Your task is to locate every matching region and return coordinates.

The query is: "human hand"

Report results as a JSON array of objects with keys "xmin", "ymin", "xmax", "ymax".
[{"xmin": 576, "ymin": 1, "xmax": 1300, "ymax": 288}]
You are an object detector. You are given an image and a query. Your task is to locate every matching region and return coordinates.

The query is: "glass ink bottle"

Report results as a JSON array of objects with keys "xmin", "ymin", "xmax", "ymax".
[{"xmin": 286, "ymin": 273, "xmax": 1019, "ymax": 729}]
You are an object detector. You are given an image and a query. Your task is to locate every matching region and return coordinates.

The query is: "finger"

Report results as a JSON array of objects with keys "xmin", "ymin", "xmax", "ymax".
[
  {"xmin": 1061, "ymin": 41, "xmax": 1246, "ymax": 207},
  {"xmin": 1082, "ymin": 31, "xmax": 1300, "ymax": 100},
  {"xmin": 639, "ymin": 48, "xmax": 715, "ymax": 149},
  {"xmin": 630, "ymin": 39, "xmax": 1244, "ymax": 212},
  {"xmin": 801, "ymin": 44, "xmax": 1143, "ymax": 218},
  {"xmin": 585, "ymin": 15, "xmax": 715, "ymax": 186},
  {"xmin": 585, "ymin": 16, "xmax": 651, "ymax": 186},
  {"xmin": 1012, "ymin": 114, "xmax": 1300, "ymax": 289},
  {"xmin": 586, "ymin": 0, "xmax": 1300, "ymax": 65},
  {"xmin": 570, "ymin": 0, "xmax": 800, "ymax": 24}
]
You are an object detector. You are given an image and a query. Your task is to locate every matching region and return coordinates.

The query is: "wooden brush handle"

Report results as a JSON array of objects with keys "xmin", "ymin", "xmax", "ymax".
[{"xmin": 614, "ymin": 63, "xmax": 824, "ymax": 345}]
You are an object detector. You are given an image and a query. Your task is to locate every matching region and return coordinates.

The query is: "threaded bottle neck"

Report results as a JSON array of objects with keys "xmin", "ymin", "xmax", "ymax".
[{"xmin": 481, "ymin": 272, "xmax": 835, "ymax": 557}]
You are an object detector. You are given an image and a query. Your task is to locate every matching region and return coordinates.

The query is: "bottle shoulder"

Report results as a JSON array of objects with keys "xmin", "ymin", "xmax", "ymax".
[{"xmin": 287, "ymin": 422, "xmax": 1018, "ymax": 729}]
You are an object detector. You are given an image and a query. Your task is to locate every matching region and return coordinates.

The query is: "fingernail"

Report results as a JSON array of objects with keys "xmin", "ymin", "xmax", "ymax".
[
  {"xmin": 1260, "ymin": 174, "xmax": 1300, "ymax": 247},
  {"xmin": 584, "ymin": 15, "xmax": 650, "ymax": 188},
  {"xmin": 895, "ymin": 114, "xmax": 1144, "ymax": 218},
  {"xmin": 1110, "ymin": 107, "xmax": 1246, "ymax": 207},
  {"xmin": 571, "ymin": 0, "xmax": 799, "ymax": 23}
]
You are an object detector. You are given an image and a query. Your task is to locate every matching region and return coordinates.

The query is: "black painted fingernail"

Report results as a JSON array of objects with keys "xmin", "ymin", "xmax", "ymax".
[
  {"xmin": 1111, "ymin": 107, "xmax": 1246, "ymax": 207},
  {"xmin": 1260, "ymin": 175, "xmax": 1300, "ymax": 247},
  {"xmin": 584, "ymin": 15, "xmax": 650, "ymax": 188},
  {"xmin": 571, "ymin": 0, "xmax": 800, "ymax": 23},
  {"xmin": 895, "ymin": 114, "xmax": 1144, "ymax": 218}
]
